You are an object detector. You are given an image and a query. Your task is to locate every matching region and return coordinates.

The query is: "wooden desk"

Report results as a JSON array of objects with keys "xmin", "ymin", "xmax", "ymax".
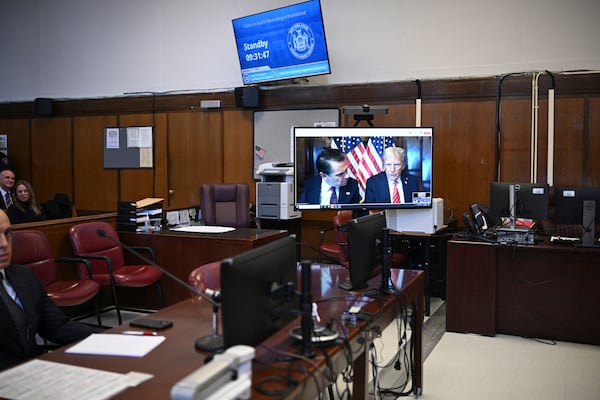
[
  {"xmin": 446, "ymin": 239, "xmax": 600, "ymax": 345},
  {"xmin": 119, "ymin": 228, "xmax": 288, "ymax": 305},
  {"xmin": 39, "ymin": 265, "xmax": 424, "ymax": 399}
]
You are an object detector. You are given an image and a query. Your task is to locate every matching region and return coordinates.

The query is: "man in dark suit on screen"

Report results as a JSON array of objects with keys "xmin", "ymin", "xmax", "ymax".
[
  {"xmin": 365, "ymin": 147, "xmax": 419, "ymax": 204},
  {"xmin": 0, "ymin": 210, "xmax": 99, "ymax": 371},
  {"xmin": 299, "ymin": 148, "xmax": 361, "ymax": 206}
]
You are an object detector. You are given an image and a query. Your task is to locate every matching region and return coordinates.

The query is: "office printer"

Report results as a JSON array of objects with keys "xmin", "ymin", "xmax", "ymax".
[{"xmin": 255, "ymin": 162, "xmax": 300, "ymax": 220}]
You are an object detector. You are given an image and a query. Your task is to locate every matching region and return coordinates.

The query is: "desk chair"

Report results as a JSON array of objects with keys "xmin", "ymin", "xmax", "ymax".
[
  {"xmin": 200, "ymin": 183, "xmax": 251, "ymax": 227},
  {"xmin": 68, "ymin": 221, "xmax": 164, "ymax": 325},
  {"xmin": 11, "ymin": 230, "xmax": 102, "ymax": 326},
  {"xmin": 187, "ymin": 261, "xmax": 220, "ymax": 296},
  {"xmin": 318, "ymin": 211, "xmax": 353, "ymax": 266}
]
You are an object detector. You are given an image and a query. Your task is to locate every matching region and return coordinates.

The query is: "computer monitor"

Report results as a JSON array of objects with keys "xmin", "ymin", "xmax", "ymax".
[
  {"xmin": 489, "ymin": 182, "xmax": 550, "ymax": 221},
  {"xmin": 220, "ymin": 235, "xmax": 298, "ymax": 348},
  {"xmin": 554, "ymin": 187, "xmax": 600, "ymax": 246},
  {"xmin": 338, "ymin": 211, "xmax": 386, "ymax": 291}
]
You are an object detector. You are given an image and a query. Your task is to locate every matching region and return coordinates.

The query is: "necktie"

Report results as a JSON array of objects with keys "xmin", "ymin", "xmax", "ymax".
[
  {"xmin": 5, "ymin": 192, "xmax": 12, "ymax": 207},
  {"xmin": 0, "ymin": 273, "xmax": 29, "ymax": 347},
  {"xmin": 392, "ymin": 180, "xmax": 400, "ymax": 204},
  {"xmin": 329, "ymin": 187, "xmax": 338, "ymax": 204}
]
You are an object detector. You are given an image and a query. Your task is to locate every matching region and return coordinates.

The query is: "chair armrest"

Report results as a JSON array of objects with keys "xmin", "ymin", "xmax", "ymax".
[
  {"xmin": 128, "ymin": 245, "xmax": 156, "ymax": 263},
  {"xmin": 65, "ymin": 255, "xmax": 114, "ymax": 276},
  {"xmin": 55, "ymin": 257, "xmax": 95, "ymax": 280},
  {"xmin": 319, "ymin": 226, "xmax": 335, "ymax": 245}
]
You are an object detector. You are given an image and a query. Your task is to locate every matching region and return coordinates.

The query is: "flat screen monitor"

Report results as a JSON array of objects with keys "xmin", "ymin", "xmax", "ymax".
[
  {"xmin": 339, "ymin": 211, "xmax": 386, "ymax": 291},
  {"xmin": 489, "ymin": 182, "xmax": 550, "ymax": 221},
  {"xmin": 220, "ymin": 235, "xmax": 298, "ymax": 348},
  {"xmin": 554, "ymin": 187, "xmax": 600, "ymax": 226},
  {"xmin": 232, "ymin": 0, "xmax": 331, "ymax": 85},
  {"xmin": 294, "ymin": 126, "xmax": 433, "ymax": 211}
]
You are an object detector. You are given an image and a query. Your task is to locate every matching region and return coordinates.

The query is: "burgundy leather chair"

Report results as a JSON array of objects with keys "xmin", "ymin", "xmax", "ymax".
[
  {"xmin": 11, "ymin": 229, "xmax": 102, "ymax": 326},
  {"xmin": 319, "ymin": 211, "xmax": 353, "ymax": 266},
  {"xmin": 187, "ymin": 261, "xmax": 220, "ymax": 296},
  {"xmin": 68, "ymin": 221, "xmax": 164, "ymax": 325},
  {"xmin": 200, "ymin": 183, "xmax": 251, "ymax": 227}
]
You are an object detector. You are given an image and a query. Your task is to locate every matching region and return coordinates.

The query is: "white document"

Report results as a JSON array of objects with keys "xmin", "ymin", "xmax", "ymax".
[
  {"xmin": 65, "ymin": 333, "xmax": 165, "ymax": 357},
  {"xmin": 170, "ymin": 226, "xmax": 235, "ymax": 234},
  {"xmin": 0, "ymin": 359, "xmax": 152, "ymax": 400}
]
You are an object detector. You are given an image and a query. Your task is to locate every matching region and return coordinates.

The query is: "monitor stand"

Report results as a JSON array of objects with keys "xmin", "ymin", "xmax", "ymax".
[{"xmin": 580, "ymin": 200, "xmax": 597, "ymax": 247}]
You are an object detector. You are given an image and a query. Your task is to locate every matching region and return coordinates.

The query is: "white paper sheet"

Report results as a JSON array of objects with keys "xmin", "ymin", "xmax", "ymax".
[
  {"xmin": 170, "ymin": 226, "xmax": 235, "ymax": 233},
  {"xmin": 65, "ymin": 333, "xmax": 165, "ymax": 357}
]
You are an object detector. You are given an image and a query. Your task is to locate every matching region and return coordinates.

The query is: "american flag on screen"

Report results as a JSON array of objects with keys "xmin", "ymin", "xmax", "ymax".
[{"xmin": 332, "ymin": 136, "xmax": 395, "ymax": 198}]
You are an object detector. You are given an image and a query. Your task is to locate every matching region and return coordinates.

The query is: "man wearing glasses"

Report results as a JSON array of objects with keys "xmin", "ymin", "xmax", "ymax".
[{"xmin": 365, "ymin": 147, "xmax": 419, "ymax": 204}]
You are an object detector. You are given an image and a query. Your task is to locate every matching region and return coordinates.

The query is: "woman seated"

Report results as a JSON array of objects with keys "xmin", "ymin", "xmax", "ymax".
[{"xmin": 7, "ymin": 180, "xmax": 46, "ymax": 224}]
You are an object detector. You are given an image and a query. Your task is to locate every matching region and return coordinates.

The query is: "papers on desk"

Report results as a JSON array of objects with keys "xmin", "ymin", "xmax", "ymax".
[
  {"xmin": 170, "ymin": 225, "xmax": 236, "ymax": 234},
  {"xmin": 65, "ymin": 333, "xmax": 165, "ymax": 357},
  {"xmin": 0, "ymin": 359, "xmax": 152, "ymax": 400}
]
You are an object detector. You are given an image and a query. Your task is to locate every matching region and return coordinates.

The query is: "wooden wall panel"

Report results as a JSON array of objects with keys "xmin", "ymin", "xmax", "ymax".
[
  {"xmin": 0, "ymin": 119, "xmax": 30, "ymax": 181},
  {"xmin": 223, "ymin": 110, "xmax": 256, "ymax": 202},
  {"xmin": 588, "ymin": 97, "xmax": 600, "ymax": 187},
  {"xmin": 118, "ymin": 113, "xmax": 168, "ymax": 201},
  {"xmin": 552, "ymin": 97, "xmax": 586, "ymax": 187},
  {"xmin": 424, "ymin": 100, "xmax": 497, "ymax": 221},
  {"xmin": 73, "ymin": 115, "xmax": 118, "ymax": 211},
  {"xmin": 31, "ymin": 117, "xmax": 73, "ymax": 203},
  {"xmin": 166, "ymin": 110, "xmax": 223, "ymax": 209}
]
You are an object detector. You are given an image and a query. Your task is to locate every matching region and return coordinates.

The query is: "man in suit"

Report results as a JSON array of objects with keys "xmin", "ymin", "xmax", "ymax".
[
  {"xmin": 299, "ymin": 148, "xmax": 361, "ymax": 206},
  {"xmin": 365, "ymin": 147, "xmax": 420, "ymax": 204},
  {"xmin": 0, "ymin": 209, "xmax": 99, "ymax": 371},
  {"xmin": 0, "ymin": 169, "xmax": 15, "ymax": 209}
]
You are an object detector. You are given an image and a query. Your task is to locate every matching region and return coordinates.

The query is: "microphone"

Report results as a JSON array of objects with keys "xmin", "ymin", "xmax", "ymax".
[
  {"xmin": 97, "ymin": 228, "xmax": 225, "ymax": 352},
  {"xmin": 96, "ymin": 228, "xmax": 219, "ymax": 308}
]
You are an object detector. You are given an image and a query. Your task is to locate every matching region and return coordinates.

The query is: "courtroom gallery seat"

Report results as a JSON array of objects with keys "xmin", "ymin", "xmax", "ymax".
[
  {"xmin": 68, "ymin": 221, "xmax": 164, "ymax": 325},
  {"xmin": 200, "ymin": 183, "xmax": 251, "ymax": 227},
  {"xmin": 11, "ymin": 229, "xmax": 102, "ymax": 326}
]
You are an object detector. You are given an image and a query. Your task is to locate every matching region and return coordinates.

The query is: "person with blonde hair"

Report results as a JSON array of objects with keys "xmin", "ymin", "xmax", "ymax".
[{"xmin": 7, "ymin": 180, "xmax": 46, "ymax": 224}]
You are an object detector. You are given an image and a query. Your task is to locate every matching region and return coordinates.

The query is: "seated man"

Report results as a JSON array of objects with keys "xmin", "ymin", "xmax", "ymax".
[
  {"xmin": 0, "ymin": 209, "xmax": 100, "ymax": 371},
  {"xmin": 365, "ymin": 147, "xmax": 419, "ymax": 204},
  {"xmin": 299, "ymin": 148, "xmax": 361, "ymax": 205}
]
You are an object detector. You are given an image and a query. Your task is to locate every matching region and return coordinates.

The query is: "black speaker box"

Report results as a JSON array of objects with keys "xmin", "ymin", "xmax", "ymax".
[
  {"xmin": 34, "ymin": 98, "xmax": 53, "ymax": 117},
  {"xmin": 235, "ymin": 87, "xmax": 260, "ymax": 108}
]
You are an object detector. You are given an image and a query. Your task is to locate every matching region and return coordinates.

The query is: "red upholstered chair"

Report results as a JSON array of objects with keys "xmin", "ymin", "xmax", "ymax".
[
  {"xmin": 319, "ymin": 211, "xmax": 353, "ymax": 266},
  {"xmin": 68, "ymin": 221, "xmax": 164, "ymax": 325},
  {"xmin": 187, "ymin": 261, "xmax": 221, "ymax": 296},
  {"xmin": 11, "ymin": 229, "xmax": 102, "ymax": 326},
  {"xmin": 200, "ymin": 183, "xmax": 251, "ymax": 228}
]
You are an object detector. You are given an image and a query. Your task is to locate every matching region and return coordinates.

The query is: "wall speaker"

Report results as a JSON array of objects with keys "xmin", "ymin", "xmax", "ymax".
[
  {"xmin": 235, "ymin": 87, "xmax": 260, "ymax": 108},
  {"xmin": 34, "ymin": 98, "xmax": 53, "ymax": 117}
]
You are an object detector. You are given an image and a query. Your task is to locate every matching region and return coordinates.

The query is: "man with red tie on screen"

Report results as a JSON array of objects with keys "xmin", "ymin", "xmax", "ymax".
[
  {"xmin": 299, "ymin": 148, "xmax": 361, "ymax": 206},
  {"xmin": 365, "ymin": 147, "xmax": 419, "ymax": 204}
]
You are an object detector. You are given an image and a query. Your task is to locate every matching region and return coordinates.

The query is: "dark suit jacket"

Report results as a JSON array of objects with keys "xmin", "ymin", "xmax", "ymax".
[
  {"xmin": 299, "ymin": 176, "xmax": 361, "ymax": 205},
  {"xmin": 0, "ymin": 264, "xmax": 98, "ymax": 371},
  {"xmin": 0, "ymin": 190, "xmax": 11, "ymax": 210},
  {"xmin": 364, "ymin": 171, "xmax": 420, "ymax": 203}
]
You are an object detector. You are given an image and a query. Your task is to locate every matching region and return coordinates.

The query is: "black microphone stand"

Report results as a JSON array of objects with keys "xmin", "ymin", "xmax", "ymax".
[
  {"xmin": 380, "ymin": 228, "xmax": 395, "ymax": 294},
  {"xmin": 96, "ymin": 229, "xmax": 224, "ymax": 352}
]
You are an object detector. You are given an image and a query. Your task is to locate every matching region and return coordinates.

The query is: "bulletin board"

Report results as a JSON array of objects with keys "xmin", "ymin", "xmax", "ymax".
[
  {"xmin": 103, "ymin": 126, "xmax": 154, "ymax": 169},
  {"xmin": 253, "ymin": 109, "xmax": 339, "ymax": 180}
]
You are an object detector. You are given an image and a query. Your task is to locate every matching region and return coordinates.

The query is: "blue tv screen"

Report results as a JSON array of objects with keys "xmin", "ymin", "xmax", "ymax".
[{"xmin": 232, "ymin": 0, "xmax": 331, "ymax": 85}]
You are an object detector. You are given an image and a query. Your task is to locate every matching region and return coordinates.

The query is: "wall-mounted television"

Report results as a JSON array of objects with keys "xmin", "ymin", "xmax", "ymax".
[
  {"xmin": 294, "ymin": 126, "xmax": 433, "ymax": 211},
  {"xmin": 232, "ymin": 0, "xmax": 331, "ymax": 85}
]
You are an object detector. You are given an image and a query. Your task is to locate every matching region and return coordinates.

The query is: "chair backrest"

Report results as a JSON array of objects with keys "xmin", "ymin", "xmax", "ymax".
[
  {"xmin": 68, "ymin": 221, "xmax": 125, "ymax": 279},
  {"xmin": 11, "ymin": 230, "xmax": 57, "ymax": 286},
  {"xmin": 334, "ymin": 211, "xmax": 353, "ymax": 266},
  {"xmin": 200, "ymin": 183, "xmax": 250, "ymax": 227},
  {"xmin": 187, "ymin": 261, "xmax": 221, "ymax": 295}
]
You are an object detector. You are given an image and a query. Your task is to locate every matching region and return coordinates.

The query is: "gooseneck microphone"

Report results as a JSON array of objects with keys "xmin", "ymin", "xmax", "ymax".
[{"xmin": 96, "ymin": 228, "xmax": 224, "ymax": 351}]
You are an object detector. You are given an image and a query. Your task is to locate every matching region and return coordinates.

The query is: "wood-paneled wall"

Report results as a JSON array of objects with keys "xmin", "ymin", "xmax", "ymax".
[{"xmin": 1, "ymin": 73, "xmax": 599, "ymax": 254}]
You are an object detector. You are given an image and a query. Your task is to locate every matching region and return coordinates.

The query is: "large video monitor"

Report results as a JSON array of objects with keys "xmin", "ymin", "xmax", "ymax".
[
  {"xmin": 232, "ymin": 0, "xmax": 330, "ymax": 85},
  {"xmin": 489, "ymin": 182, "xmax": 550, "ymax": 221},
  {"xmin": 338, "ymin": 212, "xmax": 386, "ymax": 291},
  {"xmin": 554, "ymin": 187, "xmax": 600, "ymax": 226},
  {"xmin": 220, "ymin": 235, "xmax": 298, "ymax": 348},
  {"xmin": 294, "ymin": 126, "xmax": 433, "ymax": 211}
]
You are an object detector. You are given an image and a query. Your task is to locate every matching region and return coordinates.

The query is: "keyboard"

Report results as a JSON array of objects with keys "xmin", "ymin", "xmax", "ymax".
[{"xmin": 550, "ymin": 235, "xmax": 581, "ymax": 244}]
